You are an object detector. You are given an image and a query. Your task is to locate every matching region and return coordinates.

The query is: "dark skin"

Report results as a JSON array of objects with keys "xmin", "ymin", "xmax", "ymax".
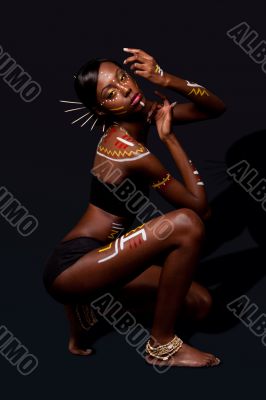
[{"xmin": 51, "ymin": 49, "xmax": 226, "ymax": 366}]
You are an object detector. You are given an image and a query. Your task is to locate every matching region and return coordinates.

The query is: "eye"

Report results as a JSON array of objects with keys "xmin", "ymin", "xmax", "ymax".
[
  {"xmin": 107, "ymin": 90, "xmax": 115, "ymax": 99},
  {"xmin": 120, "ymin": 72, "xmax": 127, "ymax": 81}
]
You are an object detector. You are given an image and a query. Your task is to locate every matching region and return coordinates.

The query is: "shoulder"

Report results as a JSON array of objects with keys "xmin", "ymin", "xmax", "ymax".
[{"xmin": 96, "ymin": 124, "xmax": 150, "ymax": 163}]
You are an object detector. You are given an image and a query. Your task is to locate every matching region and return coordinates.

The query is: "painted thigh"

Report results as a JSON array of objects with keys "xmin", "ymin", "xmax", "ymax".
[{"xmin": 51, "ymin": 211, "xmax": 178, "ymax": 301}]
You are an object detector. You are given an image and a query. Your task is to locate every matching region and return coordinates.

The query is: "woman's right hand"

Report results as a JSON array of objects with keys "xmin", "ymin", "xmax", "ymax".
[{"xmin": 153, "ymin": 90, "xmax": 177, "ymax": 142}]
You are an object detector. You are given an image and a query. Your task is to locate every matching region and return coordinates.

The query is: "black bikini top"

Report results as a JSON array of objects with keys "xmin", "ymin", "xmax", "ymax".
[
  {"xmin": 89, "ymin": 122, "xmax": 151, "ymax": 219},
  {"xmin": 89, "ymin": 173, "xmax": 150, "ymax": 219}
]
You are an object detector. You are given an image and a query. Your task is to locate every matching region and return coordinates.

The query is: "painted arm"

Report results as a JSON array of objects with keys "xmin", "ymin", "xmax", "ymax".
[
  {"xmin": 125, "ymin": 137, "xmax": 210, "ymax": 218},
  {"xmin": 123, "ymin": 47, "xmax": 226, "ymax": 124},
  {"xmin": 160, "ymin": 74, "xmax": 226, "ymax": 124}
]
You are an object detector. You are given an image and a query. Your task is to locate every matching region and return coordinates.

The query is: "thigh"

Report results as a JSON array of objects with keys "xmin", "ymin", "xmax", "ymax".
[{"xmin": 51, "ymin": 211, "xmax": 178, "ymax": 302}]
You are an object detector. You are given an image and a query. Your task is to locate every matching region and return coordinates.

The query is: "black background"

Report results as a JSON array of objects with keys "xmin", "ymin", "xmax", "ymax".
[{"xmin": 0, "ymin": 0, "xmax": 265, "ymax": 398}]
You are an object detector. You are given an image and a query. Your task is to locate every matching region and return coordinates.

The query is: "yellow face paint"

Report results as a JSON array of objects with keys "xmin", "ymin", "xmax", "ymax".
[{"xmin": 110, "ymin": 106, "xmax": 125, "ymax": 111}]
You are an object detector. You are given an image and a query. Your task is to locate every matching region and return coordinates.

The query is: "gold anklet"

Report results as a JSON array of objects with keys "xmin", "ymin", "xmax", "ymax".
[
  {"xmin": 75, "ymin": 304, "xmax": 98, "ymax": 331},
  {"xmin": 146, "ymin": 335, "xmax": 183, "ymax": 360}
]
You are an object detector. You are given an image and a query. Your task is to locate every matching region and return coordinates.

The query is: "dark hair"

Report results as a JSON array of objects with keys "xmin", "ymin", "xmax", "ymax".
[{"xmin": 74, "ymin": 58, "xmax": 123, "ymax": 125}]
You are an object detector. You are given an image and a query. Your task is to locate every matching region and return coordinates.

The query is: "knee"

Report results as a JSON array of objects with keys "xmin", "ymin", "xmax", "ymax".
[{"xmin": 171, "ymin": 208, "xmax": 205, "ymax": 244}]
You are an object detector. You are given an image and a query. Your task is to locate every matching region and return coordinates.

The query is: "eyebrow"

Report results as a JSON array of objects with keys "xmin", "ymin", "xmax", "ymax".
[{"xmin": 101, "ymin": 68, "xmax": 121, "ymax": 97}]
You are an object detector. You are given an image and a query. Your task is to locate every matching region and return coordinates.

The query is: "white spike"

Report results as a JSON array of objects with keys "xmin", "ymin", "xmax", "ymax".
[
  {"xmin": 60, "ymin": 100, "xmax": 83, "ymax": 104},
  {"xmin": 71, "ymin": 112, "xmax": 91, "ymax": 124},
  {"xmin": 90, "ymin": 117, "xmax": 99, "ymax": 131},
  {"xmin": 64, "ymin": 107, "xmax": 86, "ymax": 112},
  {"xmin": 80, "ymin": 113, "xmax": 94, "ymax": 127}
]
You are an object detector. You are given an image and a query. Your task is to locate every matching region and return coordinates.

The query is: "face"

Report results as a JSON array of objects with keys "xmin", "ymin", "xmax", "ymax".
[{"xmin": 95, "ymin": 62, "xmax": 145, "ymax": 117}]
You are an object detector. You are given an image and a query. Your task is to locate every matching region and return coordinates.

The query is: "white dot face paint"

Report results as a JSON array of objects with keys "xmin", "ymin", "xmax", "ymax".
[{"xmin": 97, "ymin": 65, "xmax": 142, "ymax": 115}]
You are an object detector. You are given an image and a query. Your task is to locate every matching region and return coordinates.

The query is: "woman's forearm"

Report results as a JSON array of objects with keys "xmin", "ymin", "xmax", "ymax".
[
  {"xmin": 162, "ymin": 72, "xmax": 226, "ymax": 116},
  {"xmin": 162, "ymin": 133, "xmax": 208, "ymax": 212}
]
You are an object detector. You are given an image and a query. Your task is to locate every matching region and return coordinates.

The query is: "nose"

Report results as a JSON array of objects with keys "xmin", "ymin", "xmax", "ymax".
[{"xmin": 117, "ymin": 82, "xmax": 131, "ymax": 97}]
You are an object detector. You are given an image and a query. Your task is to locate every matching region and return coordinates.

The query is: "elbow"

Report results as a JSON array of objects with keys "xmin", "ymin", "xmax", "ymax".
[
  {"xmin": 211, "ymin": 103, "xmax": 227, "ymax": 118},
  {"xmin": 199, "ymin": 206, "xmax": 212, "ymax": 221},
  {"xmin": 193, "ymin": 203, "xmax": 212, "ymax": 221}
]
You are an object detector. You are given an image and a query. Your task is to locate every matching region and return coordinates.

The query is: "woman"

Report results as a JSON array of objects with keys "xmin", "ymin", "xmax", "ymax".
[{"xmin": 43, "ymin": 48, "xmax": 226, "ymax": 367}]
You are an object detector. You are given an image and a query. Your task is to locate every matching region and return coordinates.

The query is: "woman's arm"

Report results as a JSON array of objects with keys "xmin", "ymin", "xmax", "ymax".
[
  {"xmin": 161, "ymin": 132, "xmax": 208, "ymax": 208},
  {"xmin": 127, "ymin": 86, "xmax": 211, "ymax": 218},
  {"xmin": 125, "ymin": 140, "xmax": 210, "ymax": 218},
  {"xmin": 122, "ymin": 47, "xmax": 226, "ymax": 124},
  {"xmin": 160, "ymin": 74, "xmax": 226, "ymax": 123}
]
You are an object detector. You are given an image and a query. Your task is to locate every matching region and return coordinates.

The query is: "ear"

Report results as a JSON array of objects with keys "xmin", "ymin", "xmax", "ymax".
[
  {"xmin": 93, "ymin": 104, "xmax": 107, "ymax": 117},
  {"xmin": 98, "ymin": 110, "xmax": 107, "ymax": 116}
]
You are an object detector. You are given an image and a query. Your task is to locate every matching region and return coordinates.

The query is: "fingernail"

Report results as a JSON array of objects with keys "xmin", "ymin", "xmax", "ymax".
[
  {"xmin": 123, "ymin": 48, "xmax": 129, "ymax": 51},
  {"xmin": 123, "ymin": 60, "xmax": 126, "ymax": 64}
]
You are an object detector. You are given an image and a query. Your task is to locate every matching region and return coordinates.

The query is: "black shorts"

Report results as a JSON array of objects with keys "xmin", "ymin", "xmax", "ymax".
[{"xmin": 43, "ymin": 236, "xmax": 105, "ymax": 294}]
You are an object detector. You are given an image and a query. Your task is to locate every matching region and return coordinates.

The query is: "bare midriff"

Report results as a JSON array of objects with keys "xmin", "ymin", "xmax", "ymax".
[{"xmin": 60, "ymin": 203, "xmax": 134, "ymax": 244}]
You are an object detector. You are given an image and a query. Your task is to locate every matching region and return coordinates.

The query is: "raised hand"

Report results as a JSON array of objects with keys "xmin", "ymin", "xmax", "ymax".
[
  {"xmin": 123, "ymin": 48, "xmax": 166, "ymax": 86},
  {"xmin": 153, "ymin": 90, "xmax": 177, "ymax": 142}
]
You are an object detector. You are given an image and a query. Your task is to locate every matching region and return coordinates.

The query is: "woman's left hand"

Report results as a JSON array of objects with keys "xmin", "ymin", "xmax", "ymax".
[{"xmin": 123, "ymin": 48, "xmax": 166, "ymax": 86}]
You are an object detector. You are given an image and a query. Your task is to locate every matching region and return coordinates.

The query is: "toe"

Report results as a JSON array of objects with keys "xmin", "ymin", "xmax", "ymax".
[
  {"xmin": 209, "ymin": 356, "xmax": 220, "ymax": 366},
  {"xmin": 69, "ymin": 347, "xmax": 93, "ymax": 356}
]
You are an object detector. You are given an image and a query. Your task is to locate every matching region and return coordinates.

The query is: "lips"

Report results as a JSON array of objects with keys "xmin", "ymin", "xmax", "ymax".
[{"xmin": 130, "ymin": 93, "xmax": 142, "ymax": 105}]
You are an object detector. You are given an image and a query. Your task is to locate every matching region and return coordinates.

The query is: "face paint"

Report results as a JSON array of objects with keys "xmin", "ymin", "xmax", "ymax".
[
  {"xmin": 188, "ymin": 159, "xmax": 205, "ymax": 185},
  {"xmin": 100, "ymin": 71, "xmax": 131, "ymax": 108},
  {"xmin": 98, "ymin": 66, "xmax": 143, "ymax": 116},
  {"xmin": 151, "ymin": 173, "xmax": 173, "ymax": 190},
  {"xmin": 109, "ymin": 106, "xmax": 125, "ymax": 111},
  {"xmin": 97, "ymin": 224, "xmax": 147, "ymax": 263}
]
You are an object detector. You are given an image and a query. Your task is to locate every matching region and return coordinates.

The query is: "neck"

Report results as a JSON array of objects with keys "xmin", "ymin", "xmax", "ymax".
[{"xmin": 111, "ymin": 98, "xmax": 154, "ymax": 141}]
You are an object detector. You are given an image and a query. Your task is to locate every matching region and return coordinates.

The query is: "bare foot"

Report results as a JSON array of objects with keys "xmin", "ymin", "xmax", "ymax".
[
  {"xmin": 68, "ymin": 331, "xmax": 94, "ymax": 356},
  {"xmin": 145, "ymin": 343, "xmax": 221, "ymax": 367},
  {"xmin": 64, "ymin": 304, "xmax": 97, "ymax": 356}
]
